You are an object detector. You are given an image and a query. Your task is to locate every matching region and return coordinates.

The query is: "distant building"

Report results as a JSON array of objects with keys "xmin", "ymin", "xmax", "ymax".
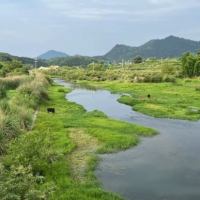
[
  {"xmin": 38, "ymin": 65, "xmax": 59, "ymax": 70},
  {"xmin": 49, "ymin": 65, "xmax": 59, "ymax": 69}
]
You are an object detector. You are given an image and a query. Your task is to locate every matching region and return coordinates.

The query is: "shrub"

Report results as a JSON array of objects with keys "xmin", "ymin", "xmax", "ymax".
[
  {"xmin": 162, "ymin": 75, "xmax": 176, "ymax": 83},
  {"xmin": 0, "ymin": 99, "xmax": 10, "ymax": 114},
  {"xmin": 0, "ymin": 85, "xmax": 7, "ymax": 99},
  {"xmin": 195, "ymin": 87, "xmax": 200, "ymax": 91},
  {"xmin": 0, "ymin": 113, "xmax": 20, "ymax": 141},
  {"xmin": 58, "ymin": 88, "xmax": 66, "ymax": 93},
  {"xmin": 161, "ymin": 64, "xmax": 176, "ymax": 75},
  {"xmin": 0, "ymin": 164, "xmax": 55, "ymax": 200}
]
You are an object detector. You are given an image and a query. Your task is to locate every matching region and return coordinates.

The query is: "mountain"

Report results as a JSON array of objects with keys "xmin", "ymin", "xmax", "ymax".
[
  {"xmin": 95, "ymin": 36, "xmax": 200, "ymax": 62},
  {"xmin": 37, "ymin": 50, "xmax": 69, "ymax": 60},
  {"xmin": 0, "ymin": 52, "xmax": 47, "ymax": 67}
]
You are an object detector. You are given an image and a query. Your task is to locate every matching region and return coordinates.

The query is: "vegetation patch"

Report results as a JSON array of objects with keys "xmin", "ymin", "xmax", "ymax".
[
  {"xmin": 68, "ymin": 128, "xmax": 102, "ymax": 182},
  {"xmin": 0, "ymin": 81, "xmax": 158, "ymax": 200}
]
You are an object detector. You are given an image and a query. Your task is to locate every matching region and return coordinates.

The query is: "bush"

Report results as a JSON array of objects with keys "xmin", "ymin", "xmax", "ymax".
[
  {"xmin": 0, "ymin": 85, "xmax": 7, "ymax": 99},
  {"xmin": 0, "ymin": 164, "xmax": 55, "ymax": 200},
  {"xmin": 162, "ymin": 75, "xmax": 176, "ymax": 83},
  {"xmin": 58, "ymin": 88, "xmax": 66, "ymax": 93},
  {"xmin": 0, "ymin": 99, "xmax": 10, "ymax": 114},
  {"xmin": 161, "ymin": 64, "xmax": 176, "ymax": 75},
  {"xmin": 195, "ymin": 87, "xmax": 200, "ymax": 91}
]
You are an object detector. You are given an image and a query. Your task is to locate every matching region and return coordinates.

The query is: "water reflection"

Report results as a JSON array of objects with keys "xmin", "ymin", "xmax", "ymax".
[
  {"xmin": 54, "ymin": 79, "xmax": 101, "ymax": 91},
  {"xmin": 54, "ymin": 78, "xmax": 200, "ymax": 200}
]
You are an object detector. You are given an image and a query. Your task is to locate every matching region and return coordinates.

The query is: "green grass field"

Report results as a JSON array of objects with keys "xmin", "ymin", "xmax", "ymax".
[
  {"xmin": 88, "ymin": 78, "xmax": 200, "ymax": 121},
  {"xmin": 29, "ymin": 83, "xmax": 158, "ymax": 199}
]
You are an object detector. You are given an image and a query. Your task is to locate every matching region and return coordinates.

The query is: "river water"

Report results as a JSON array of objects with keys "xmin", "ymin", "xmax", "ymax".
[{"xmin": 54, "ymin": 79, "xmax": 200, "ymax": 200}]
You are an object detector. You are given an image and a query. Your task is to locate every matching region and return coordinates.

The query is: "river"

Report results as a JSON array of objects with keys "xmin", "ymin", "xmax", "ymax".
[{"xmin": 54, "ymin": 79, "xmax": 200, "ymax": 200}]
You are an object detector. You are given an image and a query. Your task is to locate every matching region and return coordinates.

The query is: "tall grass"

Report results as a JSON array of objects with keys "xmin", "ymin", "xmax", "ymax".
[
  {"xmin": 0, "ymin": 73, "xmax": 51, "ymax": 155},
  {"xmin": 0, "ymin": 85, "xmax": 7, "ymax": 99},
  {"xmin": 0, "ymin": 72, "xmax": 53, "ymax": 199},
  {"xmin": 0, "ymin": 75, "xmax": 33, "ymax": 90}
]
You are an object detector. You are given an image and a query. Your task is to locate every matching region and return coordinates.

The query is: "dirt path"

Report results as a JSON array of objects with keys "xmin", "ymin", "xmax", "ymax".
[{"xmin": 68, "ymin": 128, "xmax": 102, "ymax": 182}]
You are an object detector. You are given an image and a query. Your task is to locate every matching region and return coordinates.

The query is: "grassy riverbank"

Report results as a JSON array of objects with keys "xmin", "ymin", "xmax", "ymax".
[
  {"xmin": 30, "ymin": 83, "xmax": 158, "ymax": 199},
  {"xmin": 84, "ymin": 78, "xmax": 200, "ymax": 121}
]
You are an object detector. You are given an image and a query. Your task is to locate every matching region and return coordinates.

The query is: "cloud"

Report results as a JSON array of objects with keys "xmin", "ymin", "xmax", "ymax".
[{"xmin": 41, "ymin": 0, "xmax": 200, "ymax": 21}]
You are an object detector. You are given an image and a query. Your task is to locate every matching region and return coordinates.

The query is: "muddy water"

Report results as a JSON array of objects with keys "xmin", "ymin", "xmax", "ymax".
[{"xmin": 54, "ymin": 79, "xmax": 200, "ymax": 200}]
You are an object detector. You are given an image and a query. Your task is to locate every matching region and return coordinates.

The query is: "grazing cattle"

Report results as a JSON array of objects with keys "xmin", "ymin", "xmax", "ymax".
[
  {"xmin": 147, "ymin": 94, "xmax": 151, "ymax": 99},
  {"xmin": 140, "ymin": 96, "xmax": 144, "ymax": 99},
  {"xmin": 47, "ymin": 108, "xmax": 55, "ymax": 113}
]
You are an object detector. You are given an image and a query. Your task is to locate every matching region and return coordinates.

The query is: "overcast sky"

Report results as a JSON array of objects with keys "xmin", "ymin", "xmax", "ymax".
[{"xmin": 1, "ymin": 0, "xmax": 200, "ymax": 58}]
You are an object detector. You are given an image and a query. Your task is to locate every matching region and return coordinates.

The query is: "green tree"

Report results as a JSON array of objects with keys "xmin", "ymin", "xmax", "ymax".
[
  {"xmin": 194, "ymin": 59, "xmax": 200, "ymax": 76},
  {"xmin": 133, "ymin": 55, "xmax": 142, "ymax": 64},
  {"xmin": 197, "ymin": 49, "xmax": 200, "ymax": 56},
  {"xmin": 181, "ymin": 52, "xmax": 192, "ymax": 77},
  {"xmin": 184, "ymin": 54, "xmax": 196, "ymax": 77}
]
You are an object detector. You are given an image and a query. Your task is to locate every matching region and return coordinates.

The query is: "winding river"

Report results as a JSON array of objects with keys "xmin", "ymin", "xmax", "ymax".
[{"xmin": 54, "ymin": 79, "xmax": 200, "ymax": 200}]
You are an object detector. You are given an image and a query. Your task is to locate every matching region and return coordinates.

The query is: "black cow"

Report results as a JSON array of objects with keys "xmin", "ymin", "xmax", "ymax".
[
  {"xmin": 47, "ymin": 108, "xmax": 55, "ymax": 113},
  {"xmin": 147, "ymin": 94, "xmax": 151, "ymax": 99}
]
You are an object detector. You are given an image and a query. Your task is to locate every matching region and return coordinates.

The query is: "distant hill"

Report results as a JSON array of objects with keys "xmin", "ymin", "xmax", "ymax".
[
  {"xmin": 0, "ymin": 52, "xmax": 47, "ymax": 67},
  {"xmin": 37, "ymin": 50, "xmax": 69, "ymax": 60},
  {"xmin": 94, "ymin": 36, "xmax": 200, "ymax": 62}
]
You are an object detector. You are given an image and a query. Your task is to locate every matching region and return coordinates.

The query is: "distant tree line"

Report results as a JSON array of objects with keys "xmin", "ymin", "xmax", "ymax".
[
  {"xmin": 47, "ymin": 56, "xmax": 96, "ymax": 67},
  {"xmin": 0, "ymin": 53, "xmax": 47, "ymax": 69}
]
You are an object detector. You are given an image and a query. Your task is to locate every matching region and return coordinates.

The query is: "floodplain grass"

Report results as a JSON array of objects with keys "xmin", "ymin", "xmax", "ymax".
[
  {"xmin": 28, "ymin": 83, "xmax": 158, "ymax": 199},
  {"xmin": 88, "ymin": 79, "xmax": 200, "ymax": 121}
]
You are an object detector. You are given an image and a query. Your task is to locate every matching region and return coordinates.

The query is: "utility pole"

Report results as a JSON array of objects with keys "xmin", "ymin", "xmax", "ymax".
[
  {"xmin": 93, "ymin": 61, "xmax": 94, "ymax": 73},
  {"xmin": 34, "ymin": 58, "xmax": 38, "ymax": 69}
]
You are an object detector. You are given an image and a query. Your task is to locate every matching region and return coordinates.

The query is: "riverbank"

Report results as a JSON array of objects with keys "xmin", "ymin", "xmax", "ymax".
[
  {"xmin": 33, "ymin": 82, "xmax": 158, "ymax": 199},
  {"xmin": 74, "ymin": 78, "xmax": 200, "ymax": 121}
]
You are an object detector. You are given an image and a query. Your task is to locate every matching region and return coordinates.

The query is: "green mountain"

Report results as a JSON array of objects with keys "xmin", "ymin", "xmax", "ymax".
[
  {"xmin": 37, "ymin": 50, "xmax": 69, "ymax": 60},
  {"xmin": 95, "ymin": 36, "xmax": 200, "ymax": 62},
  {"xmin": 0, "ymin": 52, "xmax": 47, "ymax": 67}
]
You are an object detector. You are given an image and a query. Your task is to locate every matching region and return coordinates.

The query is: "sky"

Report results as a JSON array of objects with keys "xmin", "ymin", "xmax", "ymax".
[{"xmin": 1, "ymin": 0, "xmax": 200, "ymax": 58}]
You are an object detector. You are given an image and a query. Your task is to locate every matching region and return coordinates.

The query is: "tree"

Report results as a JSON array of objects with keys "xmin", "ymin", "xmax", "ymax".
[
  {"xmin": 194, "ymin": 59, "xmax": 200, "ymax": 76},
  {"xmin": 133, "ymin": 55, "xmax": 142, "ymax": 64},
  {"xmin": 197, "ymin": 49, "xmax": 200, "ymax": 56},
  {"xmin": 181, "ymin": 52, "xmax": 200, "ymax": 77}
]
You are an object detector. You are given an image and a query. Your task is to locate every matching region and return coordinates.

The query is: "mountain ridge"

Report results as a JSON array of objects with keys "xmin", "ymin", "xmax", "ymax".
[{"xmin": 94, "ymin": 35, "xmax": 200, "ymax": 62}]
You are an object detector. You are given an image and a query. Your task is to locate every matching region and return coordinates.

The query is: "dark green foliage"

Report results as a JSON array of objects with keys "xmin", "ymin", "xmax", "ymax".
[
  {"xmin": 197, "ymin": 49, "xmax": 200, "ymax": 56},
  {"xmin": 47, "ymin": 56, "xmax": 96, "ymax": 67},
  {"xmin": 133, "ymin": 55, "xmax": 142, "ymax": 63},
  {"xmin": 162, "ymin": 75, "xmax": 176, "ymax": 83},
  {"xmin": 0, "ymin": 52, "xmax": 47, "ymax": 68},
  {"xmin": 84, "ymin": 110, "xmax": 108, "ymax": 118},
  {"xmin": 161, "ymin": 64, "xmax": 176, "ymax": 75},
  {"xmin": 0, "ymin": 164, "xmax": 55, "ymax": 200},
  {"xmin": 195, "ymin": 87, "xmax": 200, "ymax": 91},
  {"xmin": 181, "ymin": 52, "xmax": 200, "ymax": 77},
  {"xmin": 45, "ymin": 75, "xmax": 53, "ymax": 84},
  {"xmin": 58, "ymin": 88, "xmax": 66, "ymax": 93},
  {"xmin": 0, "ymin": 60, "xmax": 29, "ymax": 77},
  {"xmin": 0, "ymin": 85, "xmax": 7, "ymax": 99}
]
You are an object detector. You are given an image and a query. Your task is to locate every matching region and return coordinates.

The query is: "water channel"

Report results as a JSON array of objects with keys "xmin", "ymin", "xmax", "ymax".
[{"xmin": 54, "ymin": 79, "xmax": 200, "ymax": 200}]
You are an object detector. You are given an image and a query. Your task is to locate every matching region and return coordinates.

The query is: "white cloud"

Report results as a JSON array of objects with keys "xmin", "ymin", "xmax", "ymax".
[{"xmin": 41, "ymin": 0, "xmax": 200, "ymax": 21}]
